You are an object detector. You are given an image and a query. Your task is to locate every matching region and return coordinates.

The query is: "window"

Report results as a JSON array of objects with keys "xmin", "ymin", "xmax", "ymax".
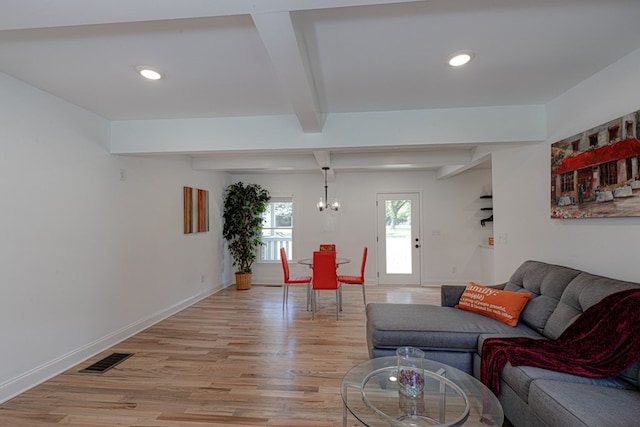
[
  {"xmin": 260, "ymin": 197, "xmax": 293, "ymax": 262},
  {"xmin": 571, "ymin": 140, "xmax": 580, "ymax": 152},
  {"xmin": 608, "ymin": 126, "xmax": 619, "ymax": 142},
  {"xmin": 560, "ymin": 172, "xmax": 574, "ymax": 193},
  {"xmin": 601, "ymin": 161, "xmax": 618, "ymax": 186},
  {"xmin": 588, "ymin": 134, "xmax": 598, "ymax": 147},
  {"xmin": 625, "ymin": 121, "xmax": 634, "ymax": 139}
]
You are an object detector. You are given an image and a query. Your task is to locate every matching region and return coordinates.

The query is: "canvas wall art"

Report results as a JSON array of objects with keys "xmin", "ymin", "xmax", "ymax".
[
  {"xmin": 551, "ymin": 110, "xmax": 640, "ymax": 219},
  {"xmin": 184, "ymin": 186, "xmax": 209, "ymax": 233}
]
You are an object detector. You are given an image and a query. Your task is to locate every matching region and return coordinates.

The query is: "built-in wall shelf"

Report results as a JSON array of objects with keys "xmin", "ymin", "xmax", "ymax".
[
  {"xmin": 481, "ymin": 215, "xmax": 493, "ymax": 226},
  {"xmin": 480, "ymin": 195, "xmax": 493, "ymax": 226}
]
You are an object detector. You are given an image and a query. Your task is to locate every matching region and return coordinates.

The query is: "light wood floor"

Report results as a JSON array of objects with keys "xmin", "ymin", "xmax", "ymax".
[{"xmin": 0, "ymin": 284, "xmax": 441, "ymax": 426}]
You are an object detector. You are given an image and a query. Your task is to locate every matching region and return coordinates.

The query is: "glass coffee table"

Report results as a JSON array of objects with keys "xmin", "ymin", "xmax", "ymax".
[{"xmin": 341, "ymin": 356, "xmax": 503, "ymax": 426}]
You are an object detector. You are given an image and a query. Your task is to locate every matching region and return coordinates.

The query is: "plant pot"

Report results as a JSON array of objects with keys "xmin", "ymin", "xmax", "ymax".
[{"xmin": 235, "ymin": 272, "xmax": 252, "ymax": 290}]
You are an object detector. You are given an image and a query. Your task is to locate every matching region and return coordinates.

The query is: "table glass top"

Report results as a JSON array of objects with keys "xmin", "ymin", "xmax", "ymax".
[
  {"xmin": 297, "ymin": 257, "xmax": 350, "ymax": 266},
  {"xmin": 341, "ymin": 357, "xmax": 503, "ymax": 427}
]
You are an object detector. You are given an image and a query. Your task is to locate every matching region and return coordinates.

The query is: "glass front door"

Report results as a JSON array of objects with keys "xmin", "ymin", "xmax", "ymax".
[{"xmin": 376, "ymin": 193, "xmax": 421, "ymax": 285}]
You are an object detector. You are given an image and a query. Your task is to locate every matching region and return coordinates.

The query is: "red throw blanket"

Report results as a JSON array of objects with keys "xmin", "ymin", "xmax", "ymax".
[{"xmin": 481, "ymin": 288, "xmax": 640, "ymax": 394}]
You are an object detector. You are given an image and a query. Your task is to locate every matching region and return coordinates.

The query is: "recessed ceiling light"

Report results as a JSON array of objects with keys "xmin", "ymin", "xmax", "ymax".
[
  {"xmin": 448, "ymin": 51, "xmax": 475, "ymax": 67},
  {"xmin": 136, "ymin": 66, "xmax": 164, "ymax": 80}
]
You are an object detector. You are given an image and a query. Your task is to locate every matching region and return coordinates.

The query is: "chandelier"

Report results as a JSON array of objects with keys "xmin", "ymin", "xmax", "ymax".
[{"xmin": 317, "ymin": 166, "xmax": 340, "ymax": 211}]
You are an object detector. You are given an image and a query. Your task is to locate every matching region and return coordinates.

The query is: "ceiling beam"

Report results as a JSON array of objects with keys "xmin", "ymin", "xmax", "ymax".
[
  {"xmin": 252, "ymin": 11, "xmax": 323, "ymax": 133},
  {"xmin": 313, "ymin": 151, "xmax": 331, "ymax": 168},
  {"xmin": 191, "ymin": 153, "xmax": 319, "ymax": 172},
  {"xmin": 312, "ymin": 151, "xmax": 336, "ymax": 180},
  {"xmin": 330, "ymin": 150, "xmax": 472, "ymax": 171},
  {"xmin": 190, "ymin": 148, "xmax": 475, "ymax": 174},
  {"xmin": 111, "ymin": 106, "xmax": 547, "ymax": 155},
  {"xmin": 436, "ymin": 148, "xmax": 493, "ymax": 179}
]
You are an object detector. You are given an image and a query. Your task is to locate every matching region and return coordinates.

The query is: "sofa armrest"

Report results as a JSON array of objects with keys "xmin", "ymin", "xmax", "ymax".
[{"xmin": 441, "ymin": 283, "xmax": 507, "ymax": 307}]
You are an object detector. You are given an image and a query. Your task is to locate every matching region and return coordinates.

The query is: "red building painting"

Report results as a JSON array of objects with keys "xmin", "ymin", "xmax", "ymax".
[{"xmin": 551, "ymin": 111, "xmax": 640, "ymax": 218}]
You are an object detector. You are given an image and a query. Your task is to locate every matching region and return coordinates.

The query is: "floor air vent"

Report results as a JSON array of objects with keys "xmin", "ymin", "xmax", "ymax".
[{"xmin": 80, "ymin": 352, "xmax": 133, "ymax": 374}]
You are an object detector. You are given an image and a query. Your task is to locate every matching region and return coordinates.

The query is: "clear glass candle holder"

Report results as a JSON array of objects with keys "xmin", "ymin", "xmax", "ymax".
[{"xmin": 396, "ymin": 346, "xmax": 425, "ymax": 397}]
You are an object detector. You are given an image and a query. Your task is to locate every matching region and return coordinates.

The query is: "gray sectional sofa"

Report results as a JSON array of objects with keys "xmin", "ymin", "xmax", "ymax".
[{"xmin": 366, "ymin": 260, "xmax": 640, "ymax": 427}]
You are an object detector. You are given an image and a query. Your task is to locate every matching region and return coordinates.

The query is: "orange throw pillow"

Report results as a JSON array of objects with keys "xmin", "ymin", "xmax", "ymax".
[{"xmin": 455, "ymin": 282, "xmax": 531, "ymax": 326}]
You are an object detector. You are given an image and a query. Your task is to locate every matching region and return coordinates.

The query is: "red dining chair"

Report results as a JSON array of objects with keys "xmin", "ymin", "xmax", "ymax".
[
  {"xmin": 338, "ymin": 247, "xmax": 368, "ymax": 306},
  {"xmin": 319, "ymin": 244, "xmax": 336, "ymax": 252},
  {"xmin": 280, "ymin": 248, "xmax": 312, "ymax": 311},
  {"xmin": 311, "ymin": 251, "xmax": 341, "ymax": 320}
]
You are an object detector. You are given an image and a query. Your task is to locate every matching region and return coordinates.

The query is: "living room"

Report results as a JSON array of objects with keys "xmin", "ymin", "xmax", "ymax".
[{"xmin": 1, "ymin": 0, "xmax": 640, "ymax": 421}]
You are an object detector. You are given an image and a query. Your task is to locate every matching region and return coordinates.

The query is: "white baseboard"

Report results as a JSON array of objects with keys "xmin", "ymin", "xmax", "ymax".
[{"xmin": 0, "ymin": 286, "xmax": 220, "ymax": 404}]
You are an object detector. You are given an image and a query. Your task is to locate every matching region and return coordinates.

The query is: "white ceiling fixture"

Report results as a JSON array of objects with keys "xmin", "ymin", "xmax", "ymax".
[
  {"xmin": 448, "ymin": 51, "xmax": 474, "ymax": 67},
  {"xmin": 136, "ymin": 66, "xmax": 164, "ymax": 80}
]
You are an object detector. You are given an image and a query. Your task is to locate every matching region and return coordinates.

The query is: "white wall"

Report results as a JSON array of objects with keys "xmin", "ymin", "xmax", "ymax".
[
  {"xmin": 492, "ymin": 48, "xmax": 640, "ymax": 284},
  {"xmin": 0, "ymin": 72, "xmax": 227, "ymax": 403},
  {"xmin": 232, "ymin": 168, "xmax": 493, "ymax": 286}
]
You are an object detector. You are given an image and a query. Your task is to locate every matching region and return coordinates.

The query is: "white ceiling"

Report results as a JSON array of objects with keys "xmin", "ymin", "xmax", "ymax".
[{"xmin": 2, "ymin": 0, "xmax": 639, "ymax": 174}]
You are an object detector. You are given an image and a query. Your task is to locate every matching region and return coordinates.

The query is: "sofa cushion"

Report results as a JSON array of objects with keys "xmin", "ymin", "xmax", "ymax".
[
  {"xmin": 544, "ymin": 272, "xmax": 640, "ymax": 339},
  {"xmin": 500, "ymin": 363, "xmax": 636, "ymax": 404},
  {"xmin": 620, "ymin": 361, "xmax": 640, "ymax": 389},
  {"xmin": 528, "ymin": 380, "xmax": 640, "ymax": 427},
  {"xmin": 366, "ymin": 303, "xmax": 539, "ymax": 351},
  {"xmin": 503, "ymin": 260, "xmax": 581, "ymax": 334},
  {"xmin": 455, "ymin": 282, "xmax": 531, "ymax": 326},
  {"xmin": 370, "ymin": 347, "xmax": 474, "ymax": 373}
]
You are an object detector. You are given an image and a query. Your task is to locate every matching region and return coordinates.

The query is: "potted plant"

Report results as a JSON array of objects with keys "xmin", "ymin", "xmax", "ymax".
[{"xmin": 223, "ymin": 182, "xmax": 270, "ymax": 290}]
